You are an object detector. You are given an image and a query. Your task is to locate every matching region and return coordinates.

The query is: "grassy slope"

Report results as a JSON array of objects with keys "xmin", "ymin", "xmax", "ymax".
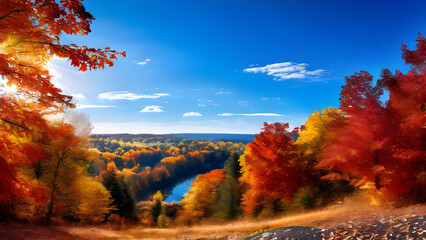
[{"xmin": 1, "ymin": 203, "xmax": 425, "ymax": 240}]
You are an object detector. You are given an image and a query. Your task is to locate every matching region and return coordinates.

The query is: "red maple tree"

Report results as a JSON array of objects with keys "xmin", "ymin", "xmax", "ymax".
[
  {"xmin": 241, "ymin": 122, "xmax": 302, "ymax": 214},
  {"xmin": 319, "ymin": 34, "xmax": 425, "ymax": 202}
]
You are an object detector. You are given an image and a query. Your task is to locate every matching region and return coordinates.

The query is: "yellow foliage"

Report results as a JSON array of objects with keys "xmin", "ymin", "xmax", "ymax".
[
  {"xmin": 179, "ymin": 170, "xmax": 228, "ymax": 220},
  {"xmin": 101, "ymin": 152, "xmax": 119, "ymax": 162},
  {"xmin": 152, "ymin": 191, "xmax": 164, "ymax": 202},
  {"xmin": 77, "ymin": 177, "xmax": 113, "ymax": 223},
  {"xmin": 296, "ymin": 107, "xmax": 345, "ymax": 162}
]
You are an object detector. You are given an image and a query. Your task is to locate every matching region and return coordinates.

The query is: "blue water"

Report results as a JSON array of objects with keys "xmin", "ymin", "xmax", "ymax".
[{"xmin": 164, "ymin": 177, "xmax": 196, "ymax": 203}]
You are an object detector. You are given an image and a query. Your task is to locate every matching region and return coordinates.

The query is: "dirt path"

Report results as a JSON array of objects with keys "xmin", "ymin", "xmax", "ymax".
[{"xmin": 1, "ymin": 204, "xmax": 425, "ymax": 240}]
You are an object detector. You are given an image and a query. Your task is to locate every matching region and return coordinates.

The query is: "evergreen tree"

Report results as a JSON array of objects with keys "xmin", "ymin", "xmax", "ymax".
[
  {"xmin": 211, "ymin": 176, "xmax": 241, "ymax": 220},
  {"xmin": 224, "ymin": 152, "xmax": 241, "ymax": 179},
  {"xmin": 102, "ymin": 170, "xmax": 137, "ymax": 220}
]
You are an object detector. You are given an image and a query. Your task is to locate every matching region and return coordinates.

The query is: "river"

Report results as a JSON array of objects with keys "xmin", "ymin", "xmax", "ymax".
[{"xmin": 164, "ymin": 177, "xmax": 196, "ymax": 203}]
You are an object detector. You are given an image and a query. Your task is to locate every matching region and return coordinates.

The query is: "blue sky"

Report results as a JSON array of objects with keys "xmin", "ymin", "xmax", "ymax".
[{"xmin": 49, "ymin": 0, "xmax": 426, "ymax": 134}]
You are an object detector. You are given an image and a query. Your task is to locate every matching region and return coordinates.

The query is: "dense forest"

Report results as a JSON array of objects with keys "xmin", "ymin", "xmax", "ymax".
[
  {"xmin": 0, "ymin": 0, "xmax": 424, "ymax": 233},
  {"xmin": 89, "ymin": 136, "xmax": 246, "ymax": 201}
]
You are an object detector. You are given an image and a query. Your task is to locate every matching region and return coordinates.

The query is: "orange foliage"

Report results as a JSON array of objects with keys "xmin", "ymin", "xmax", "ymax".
[
  {"xmin": 151, "ymin": 166, "xmax": 171, "ymax": 181},
  {"xmin": 161, "ymin": 155, "xmax": 187, "ymax": 164},
  {"xmin": 187, "ymin": 150, "xmax": 202, "ymax": 159},
  {"xmin": 164, "ymin": 146, "xmax": 181, "ymax": 156},
  {"xmin": 102, "ymin": 152, "xmax": 120, "ymax": 162},
  {"xmin": 121, "ymin": 148, "xmax": 159, "ymax": 160},
  {"xmin": 122, "ymin": 149, "xmax": 140, "ymax": 161},
  {"xmin": 179, "ymin": 170, "xmax": 228, "ymax": 221},
  {"xmin": 0, "ymin": 0, "xmax": 124, "ymax": 112},
  {"xmin": 0, "ymin": 0, "xmax": 123, "ymax": 208},
  {"xmin": 106, "ymin": 162, "xmax": 121, "ymax": 174}
]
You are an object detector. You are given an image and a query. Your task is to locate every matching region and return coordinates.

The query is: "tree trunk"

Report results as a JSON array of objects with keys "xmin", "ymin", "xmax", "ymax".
[
  {"xmin": 34, "ymin": 160, "xmax": 41, "ymax": 180},
  {"xmin": 46, "ymin": 153, "xmax": 65, "ymax": 223},
  {"xmin": 373, "ymin": 151, "xmax": 382, "ymax": 190}
]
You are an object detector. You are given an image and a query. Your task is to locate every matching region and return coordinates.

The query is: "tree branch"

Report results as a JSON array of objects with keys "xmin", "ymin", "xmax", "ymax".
[{"xmin": 0, "ymin": 117, "xmax": 29, "ymax": 130}]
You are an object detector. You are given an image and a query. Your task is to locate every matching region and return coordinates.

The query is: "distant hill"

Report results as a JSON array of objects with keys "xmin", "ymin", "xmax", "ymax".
[
  {"xmin": 90, "ymin": 133, "xmax": 300, "ymax": 144},
  {"xmin": 168, "ymin": 133, "xmax": 255, "ymax": 143},
  {"xmin": 91, "ymin": 133, "xmax": 176, "ymax": 142},
  {"xmin": 91, "ymin": 133, "xmax": 256, "ymax": 143}
]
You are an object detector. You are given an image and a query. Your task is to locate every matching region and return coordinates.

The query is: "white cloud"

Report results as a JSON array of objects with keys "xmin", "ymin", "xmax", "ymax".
[
  {"xmin": 140, "ymin": 105, "xmax": 164, "ymax": 112},
  {"xmin": 183, "ymin": 112, "xmax": 202, "ymax": 117},
  {"xmin": 137, "ymin": 58, "xmax": 152, "ymax": 65},
  {"xmin": 215, "ymin": 91, "xmax": 232, "ymax": 95},
  {"xmin": 77, "ymin": 104, "xmax": 116, "ymax": 109},
  {"xmin": 71, "ymin": 93, "xmax": 86, "ymax": 99},
  {"xmin": 261, "ymin": 97, "xmax": 281, "ymax": 100},
  {"xmin": 237, "ymin": 101, "xmax": 249, "ymax": 106},
  {"xmin": 198, "ymin": 98, "xmax": 218, "ymax": 107},
  {"xmin": 215, "ymin": 88, "xmax": 233, "ymax": 95},
  {"xmin": 218, "ymin": 113, "xmax": 284, "ymax": 117},
  {"xmin": 244, "ymin": 62, "xmax": 326, "ymax": 81},
  {"xmin": 98, "ymin": 91, "xmax": 169, "ymax": 101}
]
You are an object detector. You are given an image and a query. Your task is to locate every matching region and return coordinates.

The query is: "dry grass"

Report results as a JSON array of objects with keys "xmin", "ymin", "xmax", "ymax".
[{"xmin": 114, "ymin": 201, "xmax": 426, "ymax": 240}]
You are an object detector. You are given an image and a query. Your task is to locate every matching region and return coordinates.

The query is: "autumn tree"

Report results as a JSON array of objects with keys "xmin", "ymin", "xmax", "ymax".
[
  {"xmin": 177, "ymin": 170, "xmax": 228, "ymax": 224},
  {"xmin": 0, "ymin": 0, "xmax": 123, "ymax": 211},
  {"xmin": 295, "ymin": 108, "xmax": 353, "ymax": 207},
  {"xmin": 16, "ymin": 109, "xmax": 96, "ymax": 223},
  {"xmin": 296, "ymin": 108, "xmax": 344, "ymax": 169},
  {"xmin": 44, "ymin": 123, "xmax": 84, "ymax": 222},
  {"xmin": 318, "ymin": 34, "xmax": 426, "ymax": 202},
  {"xmin": 150, "ymin": 191, "xmax": 168, "ymax": 227},
  {"xmin": 76, "ymin": 176, "xmax": 113, "ymax": 223},
  {"xmin": 0, "ymin": 101, "xmax": 51, "ymax": 206},
  {"xmin": 318, "ymin": 70, "xmax": 392, "ymax": 190},
  {"xmin": 13, "ymin": 118, "xmax": 112, "ymax": 223},
  {"xmin": 383, "ymin": 34, "xmax": 426, "ymax": 201},
  {"xmin": 0, "ymin": 0, "xmax": 124, "ymax": 128},
  {"xmin": 240, "ymin": 123, "xmax": 301, "ymax": 217}
]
